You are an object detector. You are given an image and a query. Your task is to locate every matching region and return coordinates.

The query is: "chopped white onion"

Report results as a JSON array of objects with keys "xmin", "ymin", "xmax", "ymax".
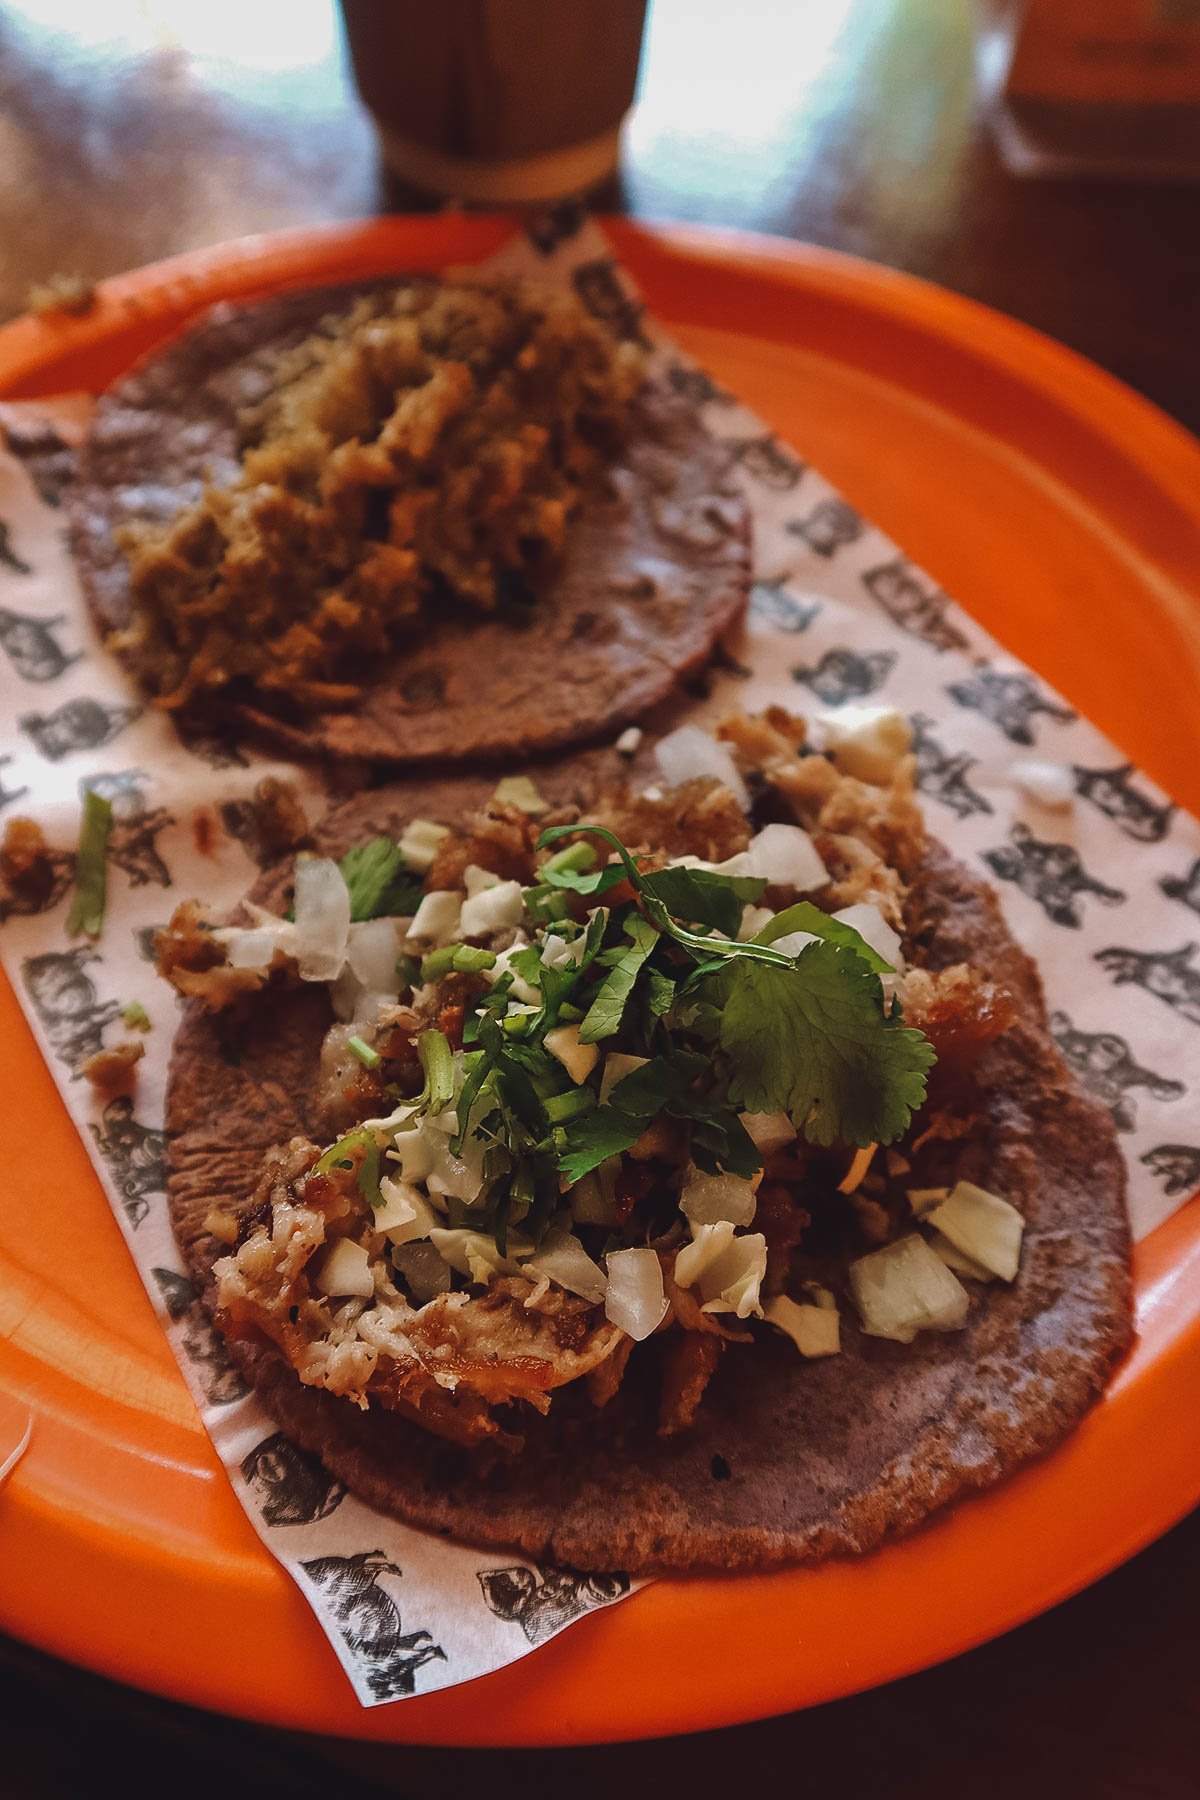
[
  {"xmin": 459, "ymin": 879, "xmax": 525, "ymax": 938},
  {"xmin": 770, "ymin": 930, "xmax": 819, "ymax": 958},
  {"xmin": 679, "ymin": 1166, "xmax": 758, "ymax": 1226},
  {"xmin": 654, "ymin": 725, "xmax": 749, "ymax": 807},
  {"xmin": 429, "ymin": 1228, "xmax": 530, "ymax": 1285},
  {"xmin": 831, "ymin": 902, "xmax": 904, "ymax": 971},
  {"xmin": 407, "ymin": 889, "xmax": 462, "ymax": 945},
  {"xmin": 928, "ymin": 1229, "xmax": 995, "ymax": 1283},
  {"xmin": 818, "ymin": 706, "xmax": 912, "ymax": 786},
  {"xmin": 739, "ymin": 1111, "xmax": 797, "ymax": 1154},
  {"xmin": 491, "ymin": 775, "xmax": 550, "ymax": 816},
  {"xmin": 675, "ymin": 1223, "xmax": 767, "ymax": 1318},
  {"xmin": 738, "ymin": 904, "xmax": 776, "ymax": 941},
  {"xmin": 925, "ymin": 1181, "xmax": 1024, "ymax": 1283},
  {"xmin": 765, "ymin": 1295, "xmax": 842, "ymax": 1358},
  {"xmin": 568, "ymin": 1160, "xmax": 619, "ymax": 1225},
  {"xmin": 545, "ymin": 1023, "xmax": 599, "ymax": 1085},
  {"xmin": 616, "ymin": 726, "xmax": 643, "ymax": 756},
  {"xmin": 722, "ymin": 822, "xmax": 828, "ymax": 892},
  {"xmin": 313, "ymin": 1237, "xmax": 374, "ymax": 1298},
  {"xmin": 392, "ymin": 1240, "xmax": 453, "ymax": 1303},
  {"xmin": 526, "ymin": 1227, "xmax": 608, "ymax": 1303},
  {"xmin": 384, "ymin": 1118, "xmax": 437, "ymax": 1185},
  {"xmin": 347, "ymin": 918, "xmax": 404, "ymax": 991},
  {"xmin": 463, "ymin": 863, "xmax": 500, "ymax": 897},
  {"xmin": 397, "ymin": 817, "xmax": 449, "ymax": 873},
  {"xmin": 220, "ymin": 923, "xmax": 293, "ymax": 970},
  {"xmin": 292, "ymin": 857, "xmax": 351, "ymax": 982},
  {"xmin": 599, "ymin": 1052, "xmax": 649, "ymax": 1105},
  {"xmin": 603, "ymin": 1247, "xmax": 669, "ymax": 1340},
  {"xmin": 1013, "ymin": 759, "xmax": 1074, "ymax": 811},
  {"xmin": 423, "ymin": 1128, "xmax": 487, "ymax": 1204},
  {"xmin": 907, "ymin": 1185, "xmax": 951, "ymax": 1219},
  {"xmin": 488, "ymin": 938, "xmax": 540, "ymax": 1003},
  {"xmin": 374, "ymin": 1177, "xmax": 440, "ymax": 1245},
  {"xmin": 849, "ymin": 1235, "xmax": 969, "ymax": 1342}
]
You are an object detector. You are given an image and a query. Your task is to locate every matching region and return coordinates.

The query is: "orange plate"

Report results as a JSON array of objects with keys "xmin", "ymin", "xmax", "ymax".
[{"xmin": 1, "ymin": 217, "xmax": 1199, "ymax": 1747}]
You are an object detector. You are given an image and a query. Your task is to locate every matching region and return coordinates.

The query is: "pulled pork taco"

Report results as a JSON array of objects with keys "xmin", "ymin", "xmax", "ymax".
[
  {"xmin": 160, "ymin": 710, "xmax": 1132, "ymax": 1572},
  {"xmin": 67, "ymin": 276, "xmax": 749, "ymax": 766}
]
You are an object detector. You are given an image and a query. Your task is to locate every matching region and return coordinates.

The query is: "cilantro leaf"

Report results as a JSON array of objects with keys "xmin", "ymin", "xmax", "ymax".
[
  {"xmin": 338, "ymin": 837, "xmax": 424, "ymax": 922},
  {"xmin": 577, "ymin": 914, "xmax": 660, "ymax": 1044},
  {"xmin": 756, "ymin": 901, "xmax": 893, "ymax": 973},
  {"xmin": 645, "ymin": 967, "xmax": 677, "ymax": 1018},
  {"xmin": 641, "ymin": 866, "xmax": 765, "ymax": 938},
  {"xmin": 708, "ymin": 943, "xmax": 935, "ymax": 1147},
  {"xmin": 67, "ymin": 789, "xmax": 112, "ymax": 938},
  {"xmin": 557, "ymin": 1107, "xmax": 646, "ymax": 1182}
]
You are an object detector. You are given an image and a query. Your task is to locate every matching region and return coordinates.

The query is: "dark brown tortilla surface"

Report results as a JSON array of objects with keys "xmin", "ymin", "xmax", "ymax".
[
  {"xmin": 165, "ymin": 778, "xmax": 1133, "ymax": 1573},
  {"xmin": 68, "ymin": 278, "xmax": 751, "ymax": 767}
]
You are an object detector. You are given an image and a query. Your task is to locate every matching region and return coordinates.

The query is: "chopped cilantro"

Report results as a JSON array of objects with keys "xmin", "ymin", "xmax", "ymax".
[
  {"xmin": 641, "ymin": 865, "xmax": 765, "ymax": 938},
  {"xmin": 416, "ymin": 1028, "xmax": 455, "ymax": 1114},
  {"xmin": 578, "ymin": 914, "xmax": 660, "ymax": 1043},
  {"xmin": 338, "ymin": 837, "xmax": 424, "ymax": 922},
  {"xmin": 756, "ymin": 901, "xmax": 894, "ymax": 972},
  {"xmin": 121, "ymin": 1001, "xmax": 151, "ymax": 1032},
  {"xmin": 709, "ymin": 944, "xmax": 935, "ymax": 1147},
  {"xmin": 67, "ymin": 789, "xmax": 112, "ymax": 938}
]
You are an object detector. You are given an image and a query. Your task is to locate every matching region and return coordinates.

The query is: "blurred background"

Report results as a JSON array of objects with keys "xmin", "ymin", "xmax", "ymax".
[{"xmin": 0, "ymin": 0, "xmax": 1197, "ymax": 425}]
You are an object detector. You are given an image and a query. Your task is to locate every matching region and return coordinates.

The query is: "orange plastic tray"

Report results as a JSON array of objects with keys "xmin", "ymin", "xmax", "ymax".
[{"xmin": 1, "ymin": 217, "xmax": 1198, "ymax": 1747}]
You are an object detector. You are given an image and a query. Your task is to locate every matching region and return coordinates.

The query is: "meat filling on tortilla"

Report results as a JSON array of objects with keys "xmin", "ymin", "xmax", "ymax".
[
  {"xmin": 114, "ymin": 281, "xmax": 645, "ymax": 716},
  {"xmin": 160, "ymin": 708, "xmax": 1041, "ymax": 1452}
]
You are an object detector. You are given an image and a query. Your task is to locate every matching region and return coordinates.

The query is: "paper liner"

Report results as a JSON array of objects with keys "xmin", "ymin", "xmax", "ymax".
[{"xmin": 1, "ymin": 213, "xmax": 1197, "ymax": 1705}]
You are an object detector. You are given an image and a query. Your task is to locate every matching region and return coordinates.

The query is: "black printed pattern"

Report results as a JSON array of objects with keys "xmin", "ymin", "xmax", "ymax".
[
  {"xmin": 1095, "ymin": 942, "xmax": 1200, "ymax": 1028},
  {"xmin": 1074, "ymin": 762, "xmax": 1174, "ymax": 844},
  {"xmin": 132, "ymin": 923, "xmax": 166, "ymax": 962},
  {"xmin": 0, "ymin": 520, "xmax": 31, "ymax": 576},
  {"xmin": 90, "ymin": 1097, "xmax": 166, "ymax": 1228},
  {"xmin": 749, "ymin": 580, "xmax": 819, "ymax": 634},
  {"xmin": 725, "ymin": 433, "xmax": 804, "ymax": 491},
  {"xmin": 1141, "ymin": 1144, "xmax": 1200, "ymax": 1198},
  {"xmin": 982, "ymin": 823, "xmax": 1124, "ymax": 928},
  {"xmin": 908, "ymin": 714, "xmax": 993, "ymax": 819},
  {"xmin": 20, "ymin": 697, "xmax": 140, "ymax": 760},
  {"xmin": 0, "ymin": 606, "xmax": 80, "ymax": 682},
  {"xmin": 84, "ymin": 772, "xmax": 174, "ymax": 888},
  {"xmin": 242, "ymin": 1432, "xmax": 345, "ymax": 1524},
  {"xmin": 526, "ymin": 201, "xmax": 587, "ymax": 256},
  {"xmin": 151, "ymin": 1266, "xmax": 249, "ymax": 1403},
  {"xmin": 791, "ymin": 646, "xmax": 895, "ymax": 705},
  {"xmin": 787, "ymin": 496, "xmax": 863, "ymax": 558},
  {"xmin": 570, "ymin": 259, "xmax": 650, "ymax": 346},
  {"xmin": 2, "ymin": 416, "xmax": 74, "ymax": 507},
  {"xmin": 0, "ymin": 753, "xmax": 28, "ymax": 812},
  {"xmin": 22, "ymin": 946, "xmax": 120, "ymax": 1077},
  {"xmin": 301, "ymin": 1553, "xmax": 446, "ymax": 1701},
  {"xmin": 1161, "ymin": 858, "xmax": 1200, "ymax": 915},
  {"xmin": 861, "ymin": 559, "xmax": 969, "ymax": 653},
  {"xmin": 664, "ymin": 360, "xmax": 732, "ymax": 408},
  {"xmin": 946, "ymin": 668, "xmax": 1076, "ymax": 746},
  {"xmin": 477, "ymin": 1566, "xmax": 629, "ymax": 1647},
  {"xmin": 1049, "ymin": 1011, "xmax": 1184, "ymax": 1131}
]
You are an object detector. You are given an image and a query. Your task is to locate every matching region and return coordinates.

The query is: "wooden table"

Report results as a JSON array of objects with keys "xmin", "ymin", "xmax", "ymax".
[{"xmin": 1, "ymin": 1, "xmax": 1197, "ymax": 1791}]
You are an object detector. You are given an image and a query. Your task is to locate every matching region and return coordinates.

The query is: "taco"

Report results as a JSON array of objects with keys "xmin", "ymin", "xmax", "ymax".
[
  {"xmin": 160, "ymin": 710, "xmax": 1132, "ymax": 1572},
  {"xmin": 67, "ymin": 276, "xmax": 750, "ymax": 766}
]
